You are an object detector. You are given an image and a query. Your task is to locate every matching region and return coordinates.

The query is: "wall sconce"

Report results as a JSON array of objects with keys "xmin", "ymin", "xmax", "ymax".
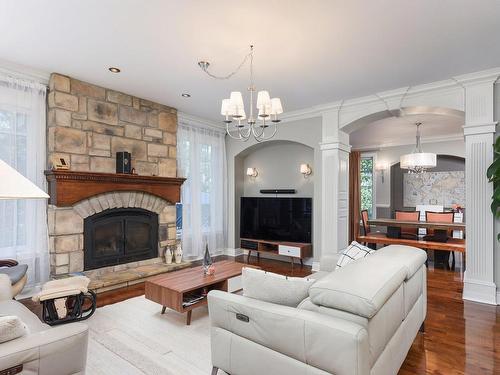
[
  {"xmin": 246, "ymin": 167, "xmax": 258, "ymax": 179},
  {"xmin": 300, "ymin": 163, "xmax": 312, "ymax": 178},
  {"xmin": 375, "ymin": 161, "xmax": 389, "ymax": 183}
]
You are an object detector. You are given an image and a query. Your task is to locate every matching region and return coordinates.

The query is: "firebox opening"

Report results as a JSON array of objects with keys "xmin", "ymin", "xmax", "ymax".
[{"xmin": 84, "ymin": 208, "xmax": 159, "ymax": 271}]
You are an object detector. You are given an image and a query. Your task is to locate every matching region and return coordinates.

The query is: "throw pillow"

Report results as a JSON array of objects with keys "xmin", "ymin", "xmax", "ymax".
[
  {"xmin": 336, "ymin": 241, "xmax": 375, "ymax": 269},
  {"xmin": 0, "ymin": 315, "xmax": 28, "ymax": 343},
  {"xmin": 242, "ymin": 267, "xmax": 316, "ymax": 307}
]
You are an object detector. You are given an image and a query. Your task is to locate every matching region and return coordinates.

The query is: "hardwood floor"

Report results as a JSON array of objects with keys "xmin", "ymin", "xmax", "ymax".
[{"xmin": 20, "ymin": 256, "xmax": 500, "ymax": 374}]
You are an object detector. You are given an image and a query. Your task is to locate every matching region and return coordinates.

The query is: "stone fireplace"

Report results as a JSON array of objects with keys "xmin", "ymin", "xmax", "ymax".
[{"xmin": 46, "ymin": 73, "xmax": 182, "ymax": 277}]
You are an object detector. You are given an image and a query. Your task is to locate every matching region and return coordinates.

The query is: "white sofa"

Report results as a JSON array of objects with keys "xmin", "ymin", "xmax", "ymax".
[
  {"xmin": 208, "ymin": 245, "xmax": 427, "ymax": 375},
  {"xmin": 0, "ymin": 275, "xmax": 89, "ymax": 375}
]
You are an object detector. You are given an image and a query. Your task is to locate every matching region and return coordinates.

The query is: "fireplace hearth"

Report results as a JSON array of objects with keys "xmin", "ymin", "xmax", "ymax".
[{"xmin": 84, "ymin": 208, "xmax": 158, "ymax": 270}]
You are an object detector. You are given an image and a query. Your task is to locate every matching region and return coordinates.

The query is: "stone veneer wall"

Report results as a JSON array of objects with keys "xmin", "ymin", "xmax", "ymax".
[
  {"xmin": 46, "ymin": 73, "xmax": 179, "ymax": 275},
  {"xmin": 48, "ymin": 191, "xmax": 177, "ymax": 275},
  {"xmin": 47, "ymin": 73, "xmax": 177, "ymax": 176}
]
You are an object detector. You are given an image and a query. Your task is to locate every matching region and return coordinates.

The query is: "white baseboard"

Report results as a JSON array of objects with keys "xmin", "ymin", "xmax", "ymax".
[
  {"xmin": 496, "ymin": 290, "xmax": 500, "ymax": 305},
  {"xmin": 312, "ymin": 261, "xmax": 321, "ymax": 272},
  {"xmin": 224, "ymin": 247, "xmax": 244, "ymax": 257},
  {"xmin": 463, "ymin": 276, "xmax": 497, "ymax": 305}
]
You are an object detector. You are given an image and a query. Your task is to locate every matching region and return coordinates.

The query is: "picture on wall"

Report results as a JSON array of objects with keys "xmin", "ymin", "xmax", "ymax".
[{"xmin": 403, "ymin": 171, "xmax": 465, "ymax": 208}]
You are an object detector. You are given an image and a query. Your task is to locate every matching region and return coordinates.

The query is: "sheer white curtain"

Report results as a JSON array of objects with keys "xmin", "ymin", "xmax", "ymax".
[
  {"xmin": 177, "ymin": 123, "xmax": 227, "ymax": 259},
  {"xmin": 0, "ymin": 72, "xmax": 48, "ymax": 290}
]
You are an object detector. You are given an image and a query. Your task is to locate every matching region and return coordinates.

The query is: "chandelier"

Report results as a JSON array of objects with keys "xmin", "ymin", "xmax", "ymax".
[
  {"xmin": 400, "ymin": 122, "xmax": 437, "ymax": 174},
  {"xmin": 198, "ymin": 45, "xmax": 283, "ymax": 142}
]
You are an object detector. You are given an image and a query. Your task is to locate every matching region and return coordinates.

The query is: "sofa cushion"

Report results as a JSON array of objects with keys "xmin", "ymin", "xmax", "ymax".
[
  {"xmin": 0, "ymin": 316, "xmax": 28, "ymax": 343},
  {"xmin": 336, "ymin": 241, "xmax": 375, "ymax": 269},
  {"xmin": 309, "ymin": 255, "xmax": 407, "ymax": 318},
  {"xmin": 0, "ymin": 300, "xmax": 48, "ymax": 333},
  {"xmin": 367, "ymin": 245, "xmax": 427, "ymax": 280},
  {"xmin": 0, "ymin": 264, "xmax": 28, "ymax": 285},
  {"xmin": 243, "ymin": 268, "xmax": 316, "ymax": 307}
]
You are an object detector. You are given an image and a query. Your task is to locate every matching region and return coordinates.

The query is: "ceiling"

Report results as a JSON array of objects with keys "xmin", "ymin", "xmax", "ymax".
[
  {"xmin": 1, "ymin": 0, "xmax": 499, "ymax": 123},
  {"xmin": 349, "ymin": 113, "xmax": 464, "ymax": 149}
]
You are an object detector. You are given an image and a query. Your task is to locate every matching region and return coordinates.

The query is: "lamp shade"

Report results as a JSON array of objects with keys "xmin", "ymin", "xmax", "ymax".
[
  {"xmin": 300, "ymin": 163, "xmax": 311, "ymax": 175},
  {"xmin": 258, "ymin": 105, "xmax": 272, "ymax": 118},
  {"xmin": 246, "ymin": 167, "xmax": 257, "ymax": 177},
  {"xmin": 0, "ymin": 159, "xmax": 49, "ymax": 199},
  {"xmin": 220, "ymin": 99, "xmax": 232, "ymax": 116},
  {"xmin": 400, "ymin": 153, "xmax": 437, "ymax": 170},
  {"xmin": 230, "ymin": 91, "xmax": 244, "ymax": 108},
  {"xmin": 270, "ymin": 98, "xmax": 283, "ymax": 115},
  {"xmin": 256, "ymin": 91, "xmax": 271, "ymax": 110}
]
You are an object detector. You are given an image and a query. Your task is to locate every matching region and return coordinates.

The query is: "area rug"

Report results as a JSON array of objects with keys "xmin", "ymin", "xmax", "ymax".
[{"xmin": 85, "ymin": 296, "xmax": 215, "ymax": 375}]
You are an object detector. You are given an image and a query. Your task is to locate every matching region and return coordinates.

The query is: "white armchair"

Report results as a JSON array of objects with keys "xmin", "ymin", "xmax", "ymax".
[{"xmin": 0, "ymin": 275, "xmax": 89, "ymax": 375}]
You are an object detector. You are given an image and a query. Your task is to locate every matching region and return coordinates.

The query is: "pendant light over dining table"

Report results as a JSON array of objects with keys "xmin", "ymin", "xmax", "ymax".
[
  {"xmin": 198, "ymin": 45, "xmax": 283, "ymax": 142},
  {"xmin": 400, "ymin": 122, "xmax": 437, "ymax": 173}
]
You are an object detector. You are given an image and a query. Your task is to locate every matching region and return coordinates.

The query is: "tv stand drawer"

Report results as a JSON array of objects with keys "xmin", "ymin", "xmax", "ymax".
[{"xmin": 278, "ymin": 245, "xmax": 301, "ymax": 258}]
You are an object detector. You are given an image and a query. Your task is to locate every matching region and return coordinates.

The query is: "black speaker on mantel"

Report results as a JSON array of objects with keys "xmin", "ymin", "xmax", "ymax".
[{"xmin": 116, "ymin": 152, "xmax": 131, "ymax": 174}]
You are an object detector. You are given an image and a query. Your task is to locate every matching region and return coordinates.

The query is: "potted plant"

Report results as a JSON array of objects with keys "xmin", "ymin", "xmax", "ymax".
[{"xmin": 487, "ymin": 136, "xmax": 500, "ymax": 240}]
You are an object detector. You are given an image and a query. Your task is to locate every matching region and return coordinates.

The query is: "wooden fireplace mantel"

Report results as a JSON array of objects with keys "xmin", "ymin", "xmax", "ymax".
[{"xmin": 45, "ymin": 170, "xmax": 186, "ymax": 207}]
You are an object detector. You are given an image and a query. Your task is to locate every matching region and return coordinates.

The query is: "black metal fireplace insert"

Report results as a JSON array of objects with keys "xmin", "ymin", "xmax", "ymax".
[{"xmin": 84, "ymin": 208, "xmax": 158, "ymax": 271}]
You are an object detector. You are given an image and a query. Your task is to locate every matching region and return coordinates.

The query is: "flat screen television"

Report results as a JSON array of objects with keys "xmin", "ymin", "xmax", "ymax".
[{"xmin": 240, "ymin": 197, "xmax": 312, "ymax": 243}]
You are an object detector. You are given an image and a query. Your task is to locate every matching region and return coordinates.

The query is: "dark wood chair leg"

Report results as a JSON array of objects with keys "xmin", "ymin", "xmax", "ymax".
[
  {"xmin": 257, "ymin": 252, "xmax": 260, "ymax": 261},
  {"xmin": 211, "ymin": 366, "xmax": 219, "ymax": 375},
  {"xmin": 300, "ymin": 258, "xmax": 303, "ymax": 267},
  {"xmin": 419, "ymin": 322, "xmax": 425, "ymax": 333},
  {"xmin": 186, "ymin": 310, "xmax": 192, "ymax": 325},
  {"xmin": 247, "ymin": 250, "xmax": 251, "ymax": 263},
  {"xmin": 161, "ymin": 306, "xmax": 166, "ymax": 314}
]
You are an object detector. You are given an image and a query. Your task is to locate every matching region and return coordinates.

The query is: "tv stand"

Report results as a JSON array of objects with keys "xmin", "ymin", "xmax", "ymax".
[{"xmin": 240, "ymin": 238, "xmax": 312, "ymax": 269}]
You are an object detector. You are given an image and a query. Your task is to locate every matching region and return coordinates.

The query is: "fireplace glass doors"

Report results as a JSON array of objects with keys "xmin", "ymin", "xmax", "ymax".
[{"xmin": 84, "ymin": 208, "xmax": 158, "ymax": 270}]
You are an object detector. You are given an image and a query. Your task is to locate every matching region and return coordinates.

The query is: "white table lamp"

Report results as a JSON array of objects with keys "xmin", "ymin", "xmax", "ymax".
[{"xmin": 0, "ymin": 159, "xmax": 49, "ymax": 199}]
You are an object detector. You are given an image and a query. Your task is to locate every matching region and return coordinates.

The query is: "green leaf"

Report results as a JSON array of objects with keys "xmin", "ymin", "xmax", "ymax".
[
  {"xmin": 491, "ymin": 200, "xmax": 500, "ymax": 215},
  {"xmin": 497, "ymin": 233, "xmax": 500, "ymax": 242},
  {"xmin": 486, "ymin": 158, "xmax": 500, "ymax": 180}
]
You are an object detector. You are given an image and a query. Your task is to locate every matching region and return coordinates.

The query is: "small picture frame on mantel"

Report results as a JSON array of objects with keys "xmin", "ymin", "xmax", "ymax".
[{"xmin": 50, "ymin": 156, "xmax": 70, "ymax": 170}]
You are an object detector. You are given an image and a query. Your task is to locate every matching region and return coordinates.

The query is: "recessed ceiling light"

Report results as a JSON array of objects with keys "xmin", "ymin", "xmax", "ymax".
[
  {"xmin": 181, "ymin": 93, "xmax": 191, "ymax": 98},
  {"xmin": 109, "ymin": 67, "xmax": 121, "ymax": 73}
]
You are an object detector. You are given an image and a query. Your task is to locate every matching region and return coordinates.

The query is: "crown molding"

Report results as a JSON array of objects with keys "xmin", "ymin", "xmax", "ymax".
[
  {"xmin": 277, "ymin": 66, "xmax": 500, "ymax": 124},
  {"xmin": 0, "ymin": 58, "xmax": 50, "ymax": 85},
  {"xmin": 352, "ymin": 133, "xmax": 464, "ymax": 151},
  {"xmin": 177, "ymin": 111, "xmax": 225, "ymax": 132}
]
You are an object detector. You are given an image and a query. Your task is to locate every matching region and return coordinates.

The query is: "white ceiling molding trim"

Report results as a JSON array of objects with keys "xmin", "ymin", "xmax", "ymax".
[
  {"xmin": 352, "ymin": 133, "xmax": 464, "ymax": 152},
  {"xmin": 0, "ymin": 58, "xmax": 50, "ymax": 85},
  {"xmin": 279, "ymin": 66, "xmax": 500, "ymax": 125},
  {"xmin": 177, "ymin": 111, "xmax": 225, "ymax": 132}
]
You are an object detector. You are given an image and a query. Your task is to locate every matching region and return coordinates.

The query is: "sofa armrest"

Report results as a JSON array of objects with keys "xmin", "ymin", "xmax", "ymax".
[
  {"xmin": 0, "ymin": 323, "xmax": 88, "ymax": 374},
  {"xmin": 208, "ymin": 290, "xmax": 369, "ymax": 375},
  {"xmin": 319, "ymin": 253, "xmax": 340, "ymax": 272},
  {"xmin": 0, "ymin": 274, "xmax": 12, "ymax": 301}
]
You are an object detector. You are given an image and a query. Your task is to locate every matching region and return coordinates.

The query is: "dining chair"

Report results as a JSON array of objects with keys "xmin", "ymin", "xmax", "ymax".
[
  {"xmin": 360, "ymin": 210, "xmax": 385, "ymax": 249},
  {"xmin": 425, "ymin": 211, "xmax": 455, "ymax": 268},
  {"xmin": 361, "ymin": 210, "xmax": 371, "ymax": 236},
  {"xmin": 395, "ymin": 210, "xmax": 420, "ymax": 239}
]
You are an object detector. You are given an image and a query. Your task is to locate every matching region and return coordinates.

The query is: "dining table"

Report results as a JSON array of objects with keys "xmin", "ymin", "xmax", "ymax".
[{"xmin": 367, "ymin": 218, "xmax": 466, "ymax": 232}]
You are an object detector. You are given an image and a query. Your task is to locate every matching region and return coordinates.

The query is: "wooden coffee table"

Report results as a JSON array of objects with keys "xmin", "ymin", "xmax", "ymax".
[{"xmin": 145, "ymin": 260, "xmax": 259, "ymax": 325}]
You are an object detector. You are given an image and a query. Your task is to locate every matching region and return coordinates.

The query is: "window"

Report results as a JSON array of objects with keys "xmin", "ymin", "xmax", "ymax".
[
  {"xmin": 177, "ymin": 124, "xmax": 226, "ymax": 258},
  {"xmin": 360, "ymin": 156, "xmax": 375, "ymax": 218},
  {"xmin": 0, "ymin": 75, "xmax": 48, "ymax": 288},
  {"xmin": 0, "ymin": 111, "xmax": 28, "ymax": 250}
]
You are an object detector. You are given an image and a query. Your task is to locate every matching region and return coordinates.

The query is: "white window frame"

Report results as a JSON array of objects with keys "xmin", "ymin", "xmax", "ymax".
[{"xmin": 360, "ymin": 152, "xmax": 377, "ymax": 219}]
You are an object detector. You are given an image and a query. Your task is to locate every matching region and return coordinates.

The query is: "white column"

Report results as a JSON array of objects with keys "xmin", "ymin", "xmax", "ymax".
[
  {"xmin": 461, "ymin": 77, "xmax": 498, "ymax": 305},
  {"xmin": 320, "ymin": 110, "xmax": 350, "ymax": 257}
]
